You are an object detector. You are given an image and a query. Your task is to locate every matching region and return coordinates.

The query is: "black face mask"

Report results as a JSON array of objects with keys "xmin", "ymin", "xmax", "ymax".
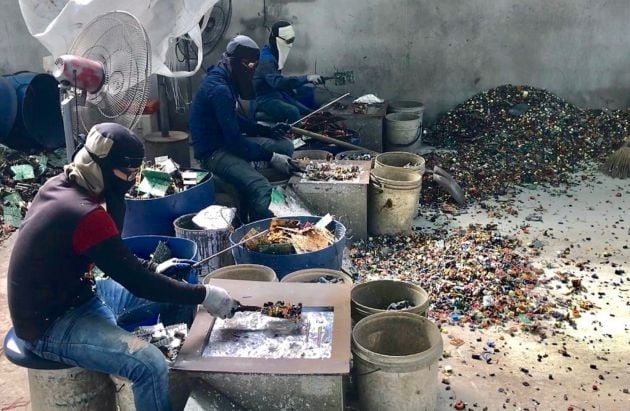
[
  {"xmin": 102, "ymin": 169, "xmax": 134, "ymax": 232},
  {"xmin": 228, "ymin": 57, "xmax": 257, "ymax": 100}
]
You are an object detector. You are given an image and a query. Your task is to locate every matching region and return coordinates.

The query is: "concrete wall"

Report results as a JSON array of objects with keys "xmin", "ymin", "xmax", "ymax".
[
  {"xmin": 2, "ymin": 0, "xmax": 628, "ymax": 123},
  {"xmin": 0, "ymin": 0, "xmax": 49, "ymax": 74},
  {"xmin": 208, "ymin": 0, "xmax": 630, "ymax": 122}
]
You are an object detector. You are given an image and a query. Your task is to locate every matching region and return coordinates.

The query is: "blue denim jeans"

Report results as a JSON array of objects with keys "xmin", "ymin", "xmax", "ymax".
[
  {"xmin": 203, "ymin": 136, "xmax": 294, "ymax": 222},
  {"xmin": 25, "ymin": 290, "xmax": 173, "ymax": 410}
]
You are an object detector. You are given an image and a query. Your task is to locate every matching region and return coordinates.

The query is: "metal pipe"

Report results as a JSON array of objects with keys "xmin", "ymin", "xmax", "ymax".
[
  {"xmin": 192, "ymin": 229, "xmax": 269, "ymax": 269},
  {"xmin": 290, "ymin": 127, "xmax": 380, "ymax": 154},
  {"xmin": 290, "ymin": 92, "xmax": 351, "ymax": 126}
]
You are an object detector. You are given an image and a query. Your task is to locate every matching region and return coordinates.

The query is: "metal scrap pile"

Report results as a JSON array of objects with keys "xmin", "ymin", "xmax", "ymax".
[
  {"xmin": 260, "ymin": 301, "xmax": 303, "ymax": 320},
  {"xmin": 243, "ymin": 218, "xmax": 334, "ymax": 254},
  {"xmin": 335, "ymin": 152, "xmax": 375, "ymax": 161},
  {"xmin": 127, "ymin": 156, "xmax": 209, "ymax": 199},
  {"xmin": 0, "ymin": 145, "xmax": 66, "ymax": 234},
  {"xmin": 351, "ymin": 224, "xmax": 594, "ymax": 330},
  {"xmin": 302, "ymin": 162, "xmax": 361, "ymax": 181},
  {"xmin": 300, "ymin": 112, "xmax": 355, "ymax": 140},
  {"xmin": 425, "ymin": 84, "xmax": 629, "ymax": 205}
]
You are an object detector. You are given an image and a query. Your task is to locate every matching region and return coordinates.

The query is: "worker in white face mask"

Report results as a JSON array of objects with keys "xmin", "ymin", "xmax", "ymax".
[{"xmin": 253, "ymin": 20, "xmax": 323, "ymax": 123}]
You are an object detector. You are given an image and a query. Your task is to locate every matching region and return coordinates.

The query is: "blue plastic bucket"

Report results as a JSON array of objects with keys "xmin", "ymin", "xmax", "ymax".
[
  {"xmin": 2, "ymin": 73, "xmax": 65, "ymax": 149},
  {"xmin": 0, "ymin": 76, "xmax": 17, "ymax": 140},
  {"xmin": 114, "ymin": 235, "xmax": 199, "ymax": 330},
  {"xmin": 230, "ymin": 215, "xmax": 347, "ymax": 279},
  {"xmin": 122, "ymin": 172, "xmax": 216, "ymax": 237}
]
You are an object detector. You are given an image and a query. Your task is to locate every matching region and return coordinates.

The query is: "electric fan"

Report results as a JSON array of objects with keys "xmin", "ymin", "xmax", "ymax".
[{"xmin": 52, "ymin": 11, "xmax": 151, "ymax": 158}]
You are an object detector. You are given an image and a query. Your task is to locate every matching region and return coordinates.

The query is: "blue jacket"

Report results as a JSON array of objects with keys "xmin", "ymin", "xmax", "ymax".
[
  {"xmin": 253, "ymin": 45, "xmax": 309, "ymax": 107},
  {"xmin": 189, "ymin": 64, "xmax": 273, "ymax": 162}
]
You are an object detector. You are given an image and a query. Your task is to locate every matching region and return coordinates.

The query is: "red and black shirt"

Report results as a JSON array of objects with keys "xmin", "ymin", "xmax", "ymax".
[{"xmin": 8, "ymin": 174, "xmax": 205, "ymax": 341}]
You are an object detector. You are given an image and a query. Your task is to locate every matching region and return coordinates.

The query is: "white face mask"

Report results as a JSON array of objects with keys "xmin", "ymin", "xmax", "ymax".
[{"xmin": 276, "ymin": 25, "xmax": 295, "ymax": 70}]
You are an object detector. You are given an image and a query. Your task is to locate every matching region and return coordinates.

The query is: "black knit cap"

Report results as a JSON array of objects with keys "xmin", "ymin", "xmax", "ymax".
[
  {"xmin": 226, "ymin": 35, "xmax": 260, "ymax": 62},
  {"xmin": 93, "ymin": 123, "xmax": 144, "ymax": 169}
]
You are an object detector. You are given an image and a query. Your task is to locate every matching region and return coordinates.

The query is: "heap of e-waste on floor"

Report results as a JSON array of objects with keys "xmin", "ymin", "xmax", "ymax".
[
  {"xmin": 422, "ymin": 84, "xmax": 629, "ymax": 206},
  {"xmin": 351, "ymin": 224, "xmax": 596, "ymax": 334}
]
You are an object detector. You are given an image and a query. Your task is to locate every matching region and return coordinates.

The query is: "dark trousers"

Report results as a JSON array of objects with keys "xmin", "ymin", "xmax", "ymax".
[{"xmin": 202, "ymin": 137, "xmax": 294, "ymax": 222}]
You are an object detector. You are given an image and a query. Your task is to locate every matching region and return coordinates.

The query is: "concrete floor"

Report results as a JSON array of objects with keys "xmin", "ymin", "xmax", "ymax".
[
  {"xmin": 0, "ymin": 168, "xmax": 628, "ymax": 410},
  {"xmin": 429, "ymin": 170, "xmax": 630, "ymax": 411}
]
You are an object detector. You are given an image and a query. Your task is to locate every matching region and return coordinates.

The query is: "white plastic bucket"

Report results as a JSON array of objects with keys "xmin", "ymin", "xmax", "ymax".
[
  {"xmin": 388, "ymin": 100, "xmax": 425, "ymax": 123},
  {"xmin": 374, "ymin": 152, "xmax": 426, "ymax": 176},
  {"xmin": 352, "ymin": 312, "xmax": 443, "ymax": 411},
  {"xmin": 383, "ymin": 112, "xmax": 421, "ymax": 152},
  {"xmin": 368, "ymin": 167, "xmax": 422, "ymax": 235}
]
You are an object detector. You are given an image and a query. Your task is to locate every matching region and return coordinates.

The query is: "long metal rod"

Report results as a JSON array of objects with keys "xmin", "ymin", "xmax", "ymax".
[
  {"xmin": 290, "ymin": 127, "xmax": 380, "ymax": 154},
  {"xmin": 192, "ymin": 229, "xmax": 269, "ymax": 269},
  {"xmin": 290, "ymin": 92, "xmax": 351, "ymax": 126}
]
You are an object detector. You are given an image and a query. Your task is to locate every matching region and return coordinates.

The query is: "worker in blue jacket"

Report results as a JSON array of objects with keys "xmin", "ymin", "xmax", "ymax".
[
  {"xmin": 253, "ymin": 20, "xmax": 324, "ymax": 123},
  {"xmin": 189, "ymin": 35, "xmax": 296, "ymax": 222}
]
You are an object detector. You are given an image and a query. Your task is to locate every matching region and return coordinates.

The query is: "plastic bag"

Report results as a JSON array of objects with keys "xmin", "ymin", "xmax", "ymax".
[{"xmin": 18, "ymin": 0, "xmax": 218, "ymax": 78}]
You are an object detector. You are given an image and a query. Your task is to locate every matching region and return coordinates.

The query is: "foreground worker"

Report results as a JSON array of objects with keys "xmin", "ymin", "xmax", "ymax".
[
  {"xmin": 253, "ymin": 20, "xmax": 323, "ymax": 123},
  {"xmin": 7, "ymin": 123, "xmax": 238, "ymax": 411},
  {"xmin": 190, "ymin": 35, "xmax": 298, "ymax": 222}
]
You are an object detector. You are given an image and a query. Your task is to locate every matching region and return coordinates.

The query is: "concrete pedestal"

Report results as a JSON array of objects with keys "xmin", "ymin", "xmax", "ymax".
[
  {"xmin": 142, "ymin": 131, "xmax": 190, "ymax": 167},
  {"xmin": 289, "ymin": 160, "xmax": 371, "ymax": 240},
  {"xmin": 329, "ymin": 104, "xmax": 386, "ymax": 152},
  {"xmin": 28, "ymin": 368, "xmax": 116, "ymax": 410},
  {"xmin": 197, "ymin": 373, "xmax": 344, "ymax": 411}
]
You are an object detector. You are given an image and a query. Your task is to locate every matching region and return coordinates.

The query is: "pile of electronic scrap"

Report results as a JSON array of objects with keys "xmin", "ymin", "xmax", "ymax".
[
  {"xmin": 127, "ymin": 156, "xmax": 209, "ymax": 198},
  {"xmin": 134, "ymin": 322, "xmax": 188, "ymax": 361},
  {"xmin": 243, "ymin": 218, "xmax": 335, "ymax": 255},
  {"xmin": 300, "ymin": 162, "xmax": 362, "ymax": 182},
  {"xmin": 256, "ymin": 301, "xmax": 303, "ymax": 320},
  {"xmin": 0, "ymin": 146, "xmax": 66, "ymax": 232}
]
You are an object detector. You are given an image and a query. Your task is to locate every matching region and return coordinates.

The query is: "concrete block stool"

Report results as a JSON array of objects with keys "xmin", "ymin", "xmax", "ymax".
[{"xmin": 3, "ymin": 327, "xmax": 116, "ymax": 410}]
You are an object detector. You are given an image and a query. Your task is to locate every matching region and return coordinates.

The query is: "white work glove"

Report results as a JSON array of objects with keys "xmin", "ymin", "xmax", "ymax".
[
  {"xmin": 155, "ymin": 258, "xmax": 196, "ymax": 278},
  {"xmin": 270, "ymin": 152, "xmax": 296, "ymax": 175},
  {"xmin": 203, "ymin": 285, "xmax": 238, "ymax": 319},
  {"xmin": 307, "ymin": 74, "xmax": 324, "ymax": 85}
]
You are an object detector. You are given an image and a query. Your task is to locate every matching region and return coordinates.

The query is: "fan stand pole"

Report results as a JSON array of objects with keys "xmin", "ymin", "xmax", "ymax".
[
  {"xmin": 61, "ymin": 93, "xmax": 76, "ymax": 162},
  {"xmin": 158, "ymin": 75, "xmax": 171, "ymax": 137}
]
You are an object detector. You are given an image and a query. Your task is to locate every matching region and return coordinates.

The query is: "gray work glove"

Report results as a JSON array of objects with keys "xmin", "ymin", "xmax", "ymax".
[
  {"xmin": 270, "ymin": 152, "xmax": 297, "ymax": 175},
  {"xmin": 306, "ymin": 74, "xmax": 324, "ymax": 85},
  {"xmin": 203, "ymin": 285, "xmax": 238, "ymax": 319}
]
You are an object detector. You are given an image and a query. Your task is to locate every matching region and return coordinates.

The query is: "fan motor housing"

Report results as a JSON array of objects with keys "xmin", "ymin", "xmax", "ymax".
[{"xmin": 53, "ymin": 55, "xmax": 105, "ymax": 94}]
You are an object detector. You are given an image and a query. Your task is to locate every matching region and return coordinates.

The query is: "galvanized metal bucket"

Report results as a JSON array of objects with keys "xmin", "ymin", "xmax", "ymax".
[{"xmin": 173, "ymin": 213, "xmax": 233, "ymax": 278}]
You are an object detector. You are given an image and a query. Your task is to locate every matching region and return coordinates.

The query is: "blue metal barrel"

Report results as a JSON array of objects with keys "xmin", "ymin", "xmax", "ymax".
[
  {"xmin": 0, "ymin": 76, "xmax": 17, "ymax": 140},
  {"xmin": 2, "ymin": 73, "xmax": 65, "ymax": 149},
  {"xmin": 122, "ymin": 173, "xmax": 216, "ymax": 237},
  {"xmin": 230, "ymin": 215, "xmax": 347, "ymax": 279},
  {"xmin": 112, "ymin": 235, "xmax": 200, "ymax": 330}
]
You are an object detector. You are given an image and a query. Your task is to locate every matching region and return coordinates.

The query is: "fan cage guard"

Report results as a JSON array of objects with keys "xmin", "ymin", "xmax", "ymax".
[{"xmin": 69, "ymin": 11, "xmax": 151, "ymax": 135}]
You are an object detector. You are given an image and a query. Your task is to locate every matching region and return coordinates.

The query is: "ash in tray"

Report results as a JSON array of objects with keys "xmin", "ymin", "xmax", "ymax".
[
  {"xmin": 203, "ymin": 310, "xmax": 334, "ymax": 360},
  {"xmin": 301, "ymin": 162, "xmax": 362, "ymax": 182}
]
